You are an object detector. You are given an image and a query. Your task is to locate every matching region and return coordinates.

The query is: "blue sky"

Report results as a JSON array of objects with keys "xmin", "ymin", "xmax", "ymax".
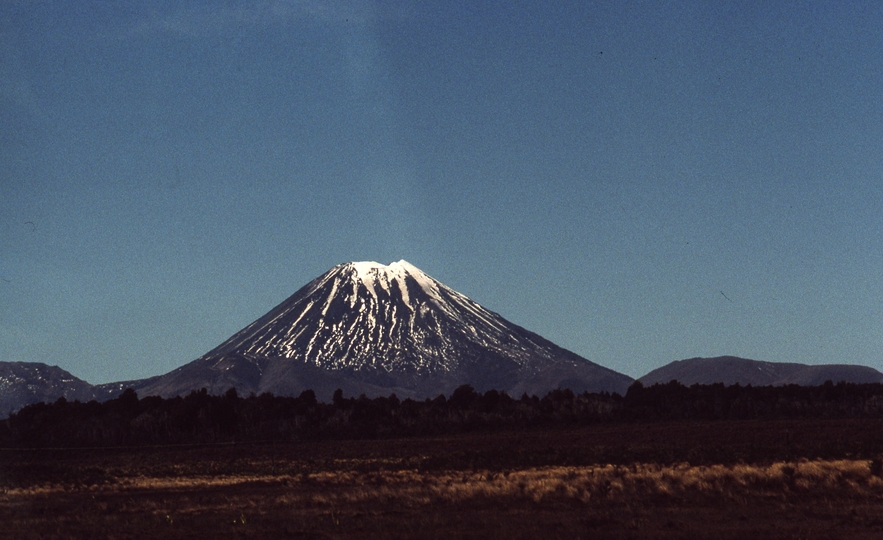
[{"xmin": 2, "ymin": 1, "xmax": 881, "ymax": 384}]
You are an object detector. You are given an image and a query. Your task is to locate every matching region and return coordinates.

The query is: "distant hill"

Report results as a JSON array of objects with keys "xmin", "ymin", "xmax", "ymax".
[
  {"xmin": 6, "ymin": 353, "xmax": 883, "ymax": 419},
  {"xmin": 0, "ymin": 362, "xmax": 97, "ymax": 416},
  {"xmin": 638, "ymin": 356, "xmax": 883, "ymax": 387}
]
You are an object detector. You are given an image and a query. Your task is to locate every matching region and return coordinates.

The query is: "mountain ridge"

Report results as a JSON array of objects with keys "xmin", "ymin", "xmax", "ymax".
[
  {"xmin": 639, "ymin": 356, "xmax": 883, "ymax": 387},
  {"xmin": 0, "ymin": 362, "xmax": 97, "ymax": 416},
  {"xmin": 4, "ymin": 353, "xmax": 883, "ymax": 417},
  {"xmin": 5, "ymin": 262, "xmax": 882, "ymax": 415}
]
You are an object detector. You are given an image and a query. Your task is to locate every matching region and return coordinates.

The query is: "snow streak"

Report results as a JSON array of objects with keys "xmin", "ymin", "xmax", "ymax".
[{"xmin": 204, "ymin": 261, "xmax": 562, "ymax": 375}]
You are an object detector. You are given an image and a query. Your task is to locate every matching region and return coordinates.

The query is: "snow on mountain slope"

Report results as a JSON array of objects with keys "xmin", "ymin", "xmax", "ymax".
[
  {"xmin": 0, "ymin": 362, "xmax": 96, "ymax": 416},
  {"xmin": 141, "ymin": 261, "xmax": 633, "ymax": 399},
  {"xmin": 205, "ymin": 261, "xmax": 550, "ymax": 372}
]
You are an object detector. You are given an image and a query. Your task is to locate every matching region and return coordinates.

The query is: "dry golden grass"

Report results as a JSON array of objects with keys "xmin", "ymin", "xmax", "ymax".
[
  {"xmin": 308, "ymin": 459, "xmax": 883, "ymax": 505},
  {"xmin": 6, "ymin": 420, "xmax": 883, "ymax": 539},
  {"xmin": 4, "ymin": 456, "xmax": 883, "ymax": 539},
  {"xmin": 6, "ymin": 458, "xmax": 881, "ymax": 506}
]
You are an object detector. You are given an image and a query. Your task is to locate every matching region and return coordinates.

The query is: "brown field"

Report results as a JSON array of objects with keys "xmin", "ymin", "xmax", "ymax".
[{"xmin": 3, "ymin": 419, "xmax": 883, "ymax": 539}]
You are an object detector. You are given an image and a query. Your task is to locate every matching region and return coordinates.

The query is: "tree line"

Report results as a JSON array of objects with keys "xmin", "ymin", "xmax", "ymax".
[{"xmin": 2, "ymin": 380, "xmax": 883, "ymax": 448}]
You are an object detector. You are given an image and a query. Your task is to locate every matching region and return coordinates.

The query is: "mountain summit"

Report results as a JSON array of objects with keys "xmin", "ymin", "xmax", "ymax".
[
  {"xmin": 133, "ymin": 261, "xmax": 633, "ymax": 400},
  {"xmin": 203, "ymin": 260, "xmax": 505, "ymax": 374}
]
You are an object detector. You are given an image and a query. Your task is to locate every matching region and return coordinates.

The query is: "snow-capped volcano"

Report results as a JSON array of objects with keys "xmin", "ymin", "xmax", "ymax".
[
  {"xmin": 132, "ymin": 261, "xmax": 633, "ymax": 400},
  {"xmin": 206, "ymin": 260, "xmax": 546, "ymax": 374}
]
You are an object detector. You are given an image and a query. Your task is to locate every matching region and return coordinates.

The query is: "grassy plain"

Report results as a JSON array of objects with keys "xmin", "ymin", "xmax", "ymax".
[{"xmin": 3, "ymin": 418, "xmax": 883, "ymax": 539}]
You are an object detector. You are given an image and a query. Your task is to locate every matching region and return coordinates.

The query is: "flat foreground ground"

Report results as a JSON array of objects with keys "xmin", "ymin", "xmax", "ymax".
[{"xmin": 3, "ymin": 419, "xmax": 883, "ymax": 539}]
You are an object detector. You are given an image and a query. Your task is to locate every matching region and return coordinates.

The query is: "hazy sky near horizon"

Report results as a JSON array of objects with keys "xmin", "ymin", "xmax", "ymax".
[{"xmin": 2, "ymin": 1, "xmax": 882, "ymax": 384}]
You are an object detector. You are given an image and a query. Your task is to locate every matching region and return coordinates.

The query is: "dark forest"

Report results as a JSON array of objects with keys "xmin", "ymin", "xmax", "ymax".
[{"xmin": 5, "ymin": 380, "xmax": 883, "ymax": 449}]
